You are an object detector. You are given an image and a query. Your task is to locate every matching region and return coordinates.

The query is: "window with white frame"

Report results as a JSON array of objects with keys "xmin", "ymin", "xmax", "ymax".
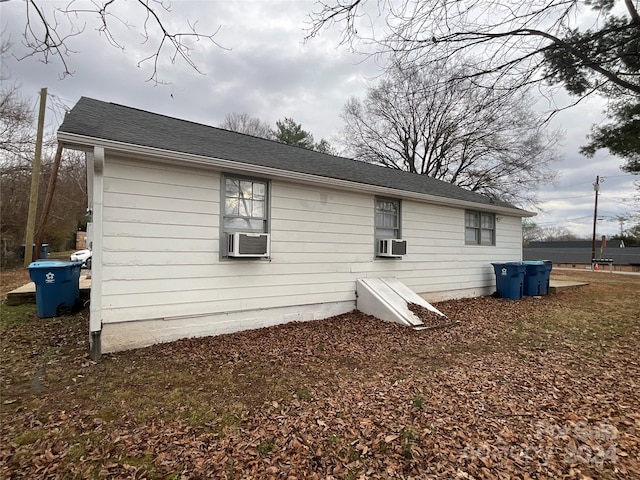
[
  {"xmin": 223, "ymin": 176, "xmax": 268, "ymax": 233},
  {"xmin": 465, "ymin": 210, "xmax": 495, "ymax": 245},
  {"xmin": 375, "ymin": 198, "xmax": 401, "ymax": 239}
]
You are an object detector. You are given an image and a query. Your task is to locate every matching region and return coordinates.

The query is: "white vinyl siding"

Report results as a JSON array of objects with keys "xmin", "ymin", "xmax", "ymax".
[{"xmin": 97, "ymin": 154, "xmax": 523, "ymax": 351}]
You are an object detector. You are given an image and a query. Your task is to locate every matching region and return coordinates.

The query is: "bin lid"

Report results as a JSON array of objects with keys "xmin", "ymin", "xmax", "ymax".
[
  {"xmin": 28, "ymin": 260, "xmax": 83, "ymax": 269},
  {"xmin": 523, "ymin": 261, "xmax": 545, "ymax": 265}
]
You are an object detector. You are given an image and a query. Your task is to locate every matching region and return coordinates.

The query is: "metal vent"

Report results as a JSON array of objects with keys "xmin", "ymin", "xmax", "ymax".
[{"xmin": 391, "ymin": 239, "xmax": 407, "ymax": 256}]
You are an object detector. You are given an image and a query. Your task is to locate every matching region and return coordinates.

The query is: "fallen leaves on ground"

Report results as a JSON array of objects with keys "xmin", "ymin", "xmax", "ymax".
[
  {"xmin": 0, "ymin": 267, "xmax": 30, "ymax": 300},
  {"xmin": 407, "ymin": 302, "xmax": 457, "ymax": 329},
  {"xmin": 1, "ymin": 271, "xmax": 638, "ymax": 479}
]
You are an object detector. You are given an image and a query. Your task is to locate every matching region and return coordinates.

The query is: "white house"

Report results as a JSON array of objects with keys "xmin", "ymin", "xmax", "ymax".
[{"xmin": 58, "ymin": 97, "xmax": 533, "ymax": 359}]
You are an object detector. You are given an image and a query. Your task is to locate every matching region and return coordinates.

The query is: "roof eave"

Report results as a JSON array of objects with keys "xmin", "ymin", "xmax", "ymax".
[{"xmin": 58, "ymin": 132, "xmax": 535, "ymax": 217}]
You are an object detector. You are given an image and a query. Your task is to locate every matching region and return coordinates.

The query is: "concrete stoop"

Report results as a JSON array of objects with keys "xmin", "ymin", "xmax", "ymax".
[{"xmin": 356, "ymin": 278, "xmax": 447, "ymax": 329}]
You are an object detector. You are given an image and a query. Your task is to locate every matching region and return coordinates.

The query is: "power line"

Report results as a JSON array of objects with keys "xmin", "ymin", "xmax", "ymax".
[
  {"xmin": 540, "ymin": 194, "xmax": 593, "ymax": 201},
  {"xmin": 546, "ymin": 180, "xmax": 595, "ymax": 189},
  {"xmin": 533, "ymin": 216, "xmax": 593, "ymax": 227},
  {"xmin": 535, "ymin": 211, "xmax": 631, "ymax": 226},
  {"xmin": 541, "ymin": 174, "xmax": 637, "ymax": 195}
]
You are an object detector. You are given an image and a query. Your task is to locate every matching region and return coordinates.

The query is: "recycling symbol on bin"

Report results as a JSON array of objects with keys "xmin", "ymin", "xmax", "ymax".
[
  {"xmin": 501, "ymin": 268, "xmax": 508, "ymax": 276},
  {"xmin": 45, "ymin": 271, "xmax": 55, "ymax": 283}
]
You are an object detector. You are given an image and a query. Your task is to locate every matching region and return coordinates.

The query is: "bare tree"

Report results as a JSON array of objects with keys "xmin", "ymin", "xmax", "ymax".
[
  {"xmin": 42, "ymin": 149, "xmax": 88, "ymax": 247},
  {"xmin": 523, "ymin": 221, "xmax": 584, "ymax": 244},
  {"xmin": 0, "ymin": 77, "xmax": 86, "ymax": 266},
  {"xmin": 522, "ymin": 219, "xmax": 543, "ymax": 246},
  {"xmin": 539, "ymin": 226, "xmax": 582, "ymax": 241},
  {"xmin": 308, "ymin": 0, "xmax": 639, "ymax": 176},
  {"xmin": 307, "ymin": 0, "xmax": 640, "ymax": 97},
  {"xmin": 12, "ymin": 0, "xmax": 223, "ymax": 84},
  {"xmin": 340, "ymin": 61, "xmax": 560, "ymax": 207},
  {"xmin": 1, "ymin": 142, "xmax": 87, "ymax": 266},
  {"xmin": 219, "ymin": 113, "xmax": 274, "ymax": 139},
  {"xmin": 0, "ymin": 84, "xmax": 35, "ymax": 159},
  {"xmin": 1, "ymin": 39, "xmax": 35, "ymax": 158}
]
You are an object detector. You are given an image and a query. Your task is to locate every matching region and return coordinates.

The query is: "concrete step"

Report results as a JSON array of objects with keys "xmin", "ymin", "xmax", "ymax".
[{"xmin": 549, "ymin": 279, "xmax": 589, "ymax": 294}]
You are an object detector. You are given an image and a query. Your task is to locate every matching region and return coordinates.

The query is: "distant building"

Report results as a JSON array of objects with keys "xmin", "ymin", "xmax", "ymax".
[{"xmin": 524, "ymin": 241, "xmax": 640, "ymax": 271}]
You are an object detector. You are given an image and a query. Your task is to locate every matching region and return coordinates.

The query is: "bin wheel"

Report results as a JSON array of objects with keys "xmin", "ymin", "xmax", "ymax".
[
  {"xmin": 85, "ymin": 258, "xmax": 92, "ymax": 269},
  {"xmin": 56, "ymin": 304, "xmax": 74, "ymax": 317}
]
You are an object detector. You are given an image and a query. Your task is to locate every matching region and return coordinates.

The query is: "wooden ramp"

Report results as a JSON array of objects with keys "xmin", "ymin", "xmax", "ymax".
[
  {"xmin": 356, "ymin": 278, "xmax": 447, "ymax": 330},
  {"xmin": 5, "ymin": 275, "xmax": 92, "ymax": 306}
]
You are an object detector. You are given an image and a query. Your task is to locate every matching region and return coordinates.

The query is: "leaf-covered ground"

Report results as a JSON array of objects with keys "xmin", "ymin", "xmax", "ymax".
[
  {"xmin": 0, "ymin": 267, "xmax": 31, "ymax": 299},
  {"xmin": 1, "ymin": 270, "xmax": 639, "ymax": 479}
]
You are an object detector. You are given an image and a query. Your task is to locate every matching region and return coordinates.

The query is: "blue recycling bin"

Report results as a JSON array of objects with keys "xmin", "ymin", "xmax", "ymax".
[
  {"xmin": 523, "ymin": 261, "xmax": 545, "ymax": 296},
  {"xmin": 27, "ymin": 260, "xmax": 83, "ymax": 318},
  {"xmin": 491, "ymin": 262, "xmax": 525, "ymax": 300},
  {"xmin": 541, "ymin": 260, "xmax": 553, "ymax": 295}
]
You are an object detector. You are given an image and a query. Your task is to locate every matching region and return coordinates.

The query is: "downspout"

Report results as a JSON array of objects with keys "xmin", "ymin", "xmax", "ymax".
[{"xmin": 89, "ymin": 147, "xmax": 104, "ymax": 360}]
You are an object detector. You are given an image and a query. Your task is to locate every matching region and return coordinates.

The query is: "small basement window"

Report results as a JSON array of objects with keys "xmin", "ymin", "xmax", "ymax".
[{"xmin": 465, "ymin": 210, "xmax": 495, "ymax": 246}]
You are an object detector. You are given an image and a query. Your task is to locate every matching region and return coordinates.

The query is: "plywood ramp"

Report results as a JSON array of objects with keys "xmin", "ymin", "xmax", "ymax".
[{"xmin": 356, "ymin": 278, "xmax": 446, "ymax": 329}]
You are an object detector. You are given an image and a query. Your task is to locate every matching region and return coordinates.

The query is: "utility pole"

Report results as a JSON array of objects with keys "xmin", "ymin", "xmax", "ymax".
[
  {"xmin": 35, "ymin": 143, "xmax": 63, "ymax": 257},
  {"xmin": 590, "ymin": 175, "xmax": 604, "ymax": 270},
  {"xmin": 618, "ymin": 216, "xmax": 625, "ymax": 237},
  {"xmin": 24, "ymin": 88, "xmax": 47, "ymax": 267}
]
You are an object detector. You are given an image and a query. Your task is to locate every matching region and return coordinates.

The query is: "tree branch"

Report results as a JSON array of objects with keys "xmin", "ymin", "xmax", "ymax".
[
  {"xmin": 16, "ymin": 0, "xmax": 226, "ymax": 84},
  {"xmin": 625, "ymin": 0, "xmax": 640, "ymax": 25},
  {"xmin": 432, "ymin": 25, "xmax": 640, "ymax": 94}
]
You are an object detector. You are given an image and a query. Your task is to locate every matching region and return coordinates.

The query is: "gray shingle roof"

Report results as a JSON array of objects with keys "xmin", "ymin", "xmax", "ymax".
[{"xmin": 58, "ymin": 97, "xmax": 527, "ymax": 213}]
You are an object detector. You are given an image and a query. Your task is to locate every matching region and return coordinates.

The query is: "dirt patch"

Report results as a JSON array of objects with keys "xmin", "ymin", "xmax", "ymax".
[{"xmin": 1, "ymin": 271, "xmax": 639, "ymax": 479}]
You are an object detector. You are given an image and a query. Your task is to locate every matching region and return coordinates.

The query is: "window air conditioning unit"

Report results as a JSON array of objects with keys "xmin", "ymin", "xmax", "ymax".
[
  {"xmin": 377, "ymin": 238, "xmax": 407, "ymax": 257},
  {"xmin": 227, "ymin": 232, "xmax": 270, "ymax": 258}
]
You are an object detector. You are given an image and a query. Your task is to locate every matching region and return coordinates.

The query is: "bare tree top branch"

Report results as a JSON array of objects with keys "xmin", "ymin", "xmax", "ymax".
[
  {"xmin": 306, "ymin": 0, "xmax": 640, "ymax": 98},
  {"xmin": 14, "ymin": 0, "xmax": 226, "ymax": 84}
]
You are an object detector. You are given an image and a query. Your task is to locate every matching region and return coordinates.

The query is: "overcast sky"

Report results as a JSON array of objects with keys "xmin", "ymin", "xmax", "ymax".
[{"xmin": 1, "ymin": 0, "xmax": 638, "ymax": 238}]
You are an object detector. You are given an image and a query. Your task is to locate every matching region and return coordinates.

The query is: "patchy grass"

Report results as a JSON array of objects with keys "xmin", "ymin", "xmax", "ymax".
[
  {"xmin": 411, "ymin": 395, "xmax": 425, "ymax": 409},
  {"xmin": 1, "ymin": 270, "xmax": 639, "ymax": 479},
  {"xmin": 0, "ymin": 304, "xmax": 34, "ymax": 327},
  {"xmin": 12, "ymin": 429, "xmax": 46, "ymax": 446},
  {"xmin": 297, "ymin": 387, "xmax": 313, "ymax": 401}
]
